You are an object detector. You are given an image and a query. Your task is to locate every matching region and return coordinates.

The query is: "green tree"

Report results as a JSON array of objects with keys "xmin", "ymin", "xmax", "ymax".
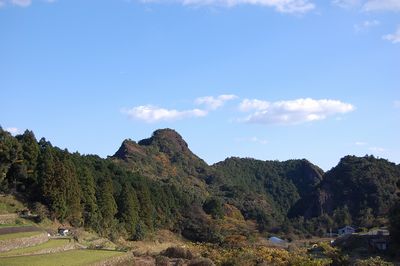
[
  {"xmin": 16, "ymin": 130, "xmax": 39, "ymax": 188},
  {"xmin": 97, "ymin": 177, "xmax": 117, "ymax": 236},
  {"xmin": 79, "ymin": 167, "xmax": 100, "ymax": 229},
  {"xmin": 389, "ymin": 200, "xmax": 400, "ymax": 244},
  {"xmin": 333, "ymin": 205, "xmax": 352, "ymax": 227},
  {"xmin": 118, "ymin": 183, "xmax": 139, "ymax": 239},
  {"xmin": 203, "ymin": 197, "xmax": 224, "ymax": 219}
]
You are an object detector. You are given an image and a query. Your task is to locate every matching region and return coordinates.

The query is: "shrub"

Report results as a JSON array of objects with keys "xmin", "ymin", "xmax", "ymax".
[
  {"xmin": 162, "ymin": 246, "xmax": 195, "ymax": 260},
  {"xmin": 188, "ymin": 258, "xmax": 215, "ymax": 266}
]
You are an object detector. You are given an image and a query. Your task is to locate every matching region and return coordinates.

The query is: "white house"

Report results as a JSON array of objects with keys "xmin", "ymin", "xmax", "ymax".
[
  {"xmin": 338, "ymin": 226, "xmax": 355, "ymax": 236},
  {"xmin": 58, "ymin": 228, "xmax": 69, "ymax": 236}
]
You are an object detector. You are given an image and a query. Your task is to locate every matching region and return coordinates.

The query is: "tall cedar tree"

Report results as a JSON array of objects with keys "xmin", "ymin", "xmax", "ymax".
[
  {"xmin": 97, "ymin": 177, "xmax": 117, "ymax": 236},
  {"xmin": 79, "ymin": 167, "xmax": 100, "ymax": 230},
  {"xmin": 118, "ymin": 183, "xmax": 139, "ymax": 238},
  {"xmin": 16, "ymin": 130, "xmax": 39, "ymax": 189}
]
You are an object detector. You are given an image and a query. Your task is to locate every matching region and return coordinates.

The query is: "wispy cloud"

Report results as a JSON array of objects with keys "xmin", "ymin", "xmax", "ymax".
[
  {"xmin": 123, "ymin": 94, "xmax": 238, "ymax": 123},
  {"xmin": 11, "ymin": 0, "xmax": 31, "ymax": 7},
  {"xmin": 141, "ymin": 0, "xmax": 315, "ymax": 13},
  {"xmin": 236, "ymin": 136, "xmax": 268, "ymax": 145},
  {"xmin": 332, "ymin": 0, "xmax": 361, "ymax": 9},
  {"xmin": 383, "ymin": 25, "xmax": 400, "ymax": 44},
  {"xmin": 195, "ymin": 94, "xmax": 238, "ymax": 110},
  {"xmin": 0, "ymin": 0, "xmax": 55, "ymax": 7},
  {"xmin": 394, "ymin": 100, "xmax": 400, "ymax": 108},
  {"xmin": 355, "ymin": 141, "xmax": 367, "ymax": 146},
  {"xmin": 239, "ymin": 98, "xmax": 355, "ymax": 125},
  {"xmin": 354, "ymin": 20, "xmax": 380, "ymax": 32},
  {"xmin": 122, "ymin": 105, "xmax": 207, "ymax": 123},
  {"xmin": 6, "ymin": 127, "xmax": 20, "ymax": 135},
  {"xmin": 369, "ymin": 146, "xmax": 386, "ymax": 152},
  {"xmin": 363, "ymin": 0, "xmax": 400, "ymax": 12}
]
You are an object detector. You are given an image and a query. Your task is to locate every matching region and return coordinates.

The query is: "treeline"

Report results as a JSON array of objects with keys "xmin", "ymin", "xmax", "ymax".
[{"xmin": 0, "ymin": 128, "xmax": 190, "ymax": 240}]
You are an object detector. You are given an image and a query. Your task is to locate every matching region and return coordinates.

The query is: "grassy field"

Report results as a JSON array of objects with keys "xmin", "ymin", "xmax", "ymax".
[
  {"xmin": 0, "ymin": 239, "xmax": 71, "ymax": 257},
  {"xmin": 0, "ymin": 249, "xmax": 126, "ymax": 266},
  {"xmin": 0, "ymin": 231, "xmax": 42, "ymax": 241}
]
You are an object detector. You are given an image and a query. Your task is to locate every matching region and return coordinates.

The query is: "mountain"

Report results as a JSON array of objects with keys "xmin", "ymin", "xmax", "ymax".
[
  {"xmin": 1, "ymin": 126, "xmax": 399, "ymax": 244},
  {"xmin": 112, "ymin": 129, "xmax": 209, "ymax": 181},
  {"xmin": 290, "ymin": 155, "xmax": 400, "ymax": 223},
  {"xmin": 208, "ymin": 157, "xmax": 324, "ymax": 229}
]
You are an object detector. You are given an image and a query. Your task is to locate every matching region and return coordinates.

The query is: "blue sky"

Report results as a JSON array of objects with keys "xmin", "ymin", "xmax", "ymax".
[{"xmin": 1, "ymin": 0, "xmax": 399, "ymax": 170}]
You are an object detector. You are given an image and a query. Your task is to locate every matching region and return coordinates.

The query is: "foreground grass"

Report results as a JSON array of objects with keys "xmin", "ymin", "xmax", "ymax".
[
  {"xmin": 0, "ymin": 239, "xmax": 71, "ymax": 257},
  {"xmin": 0, "ymin": 231, "xmax": 41, "ymax": 241},
  {"xmin": 0, "ymin": 249, "xmax": 126, "ymax": 266}
]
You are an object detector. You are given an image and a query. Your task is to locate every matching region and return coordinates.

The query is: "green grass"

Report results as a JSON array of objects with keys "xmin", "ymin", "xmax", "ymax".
[
  {"xmin": 0, "ymin": 231, "xmax": 42, "ymax": 241},
  {"xmin": 0, "ymin": 249, "xmax": 126, "ymax": 266},
  {"xmin": 0, "ymin": 195, "xmax": 26, "ymax": 214},
  {"xmin": 0, "ymin": 239, "xmax": 71, "ymax": 257},
  {"xmin": 0, "ymin": 223, "xmax": 33, "ymax": 228}
]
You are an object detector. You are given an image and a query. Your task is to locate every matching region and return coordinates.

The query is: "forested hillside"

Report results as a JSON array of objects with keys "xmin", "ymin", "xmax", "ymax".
[{"xmin": 1, "ymin": 127, "xmax": 399, "ymax": 243}]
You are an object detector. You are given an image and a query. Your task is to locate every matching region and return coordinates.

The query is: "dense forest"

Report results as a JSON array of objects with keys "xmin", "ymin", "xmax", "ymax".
[{"xmin": 1, "ymin": 127, "xmax": 399, "ymax": 244}]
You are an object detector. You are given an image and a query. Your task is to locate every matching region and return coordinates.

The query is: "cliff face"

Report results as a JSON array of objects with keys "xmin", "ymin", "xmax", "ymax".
[
  {"xmin": 290, "ymin": 155, "xmax": 400, "ymax": 219},
  {"xmin": 112, "ymin": 129, "xmax": 209, "ymax": 180}
]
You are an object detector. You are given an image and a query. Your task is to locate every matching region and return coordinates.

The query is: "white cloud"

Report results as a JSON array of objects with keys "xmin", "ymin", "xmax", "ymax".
[
  {"xmin": 355, "ymin": 141, "xmax": 367, "ymax": 146},
  {"xmin": 142, "ymin": 0, "xmax": 315, "ymax": 13},
  {"xmin": 363, "ymin": 0, "xmax": 400, "ymax": 12},
  {"xmin": 6, "ymin": 127, "xmax": 20, "ymax": 135},
  {"xmin": 394, "ymin": 100, "xmax": 400, "ymax": 108},
  {"xmin": 249, "ymin": 136, "xmax": 268, "ymax": 145},
  {"xmin": 195, "ymin": 94, "xmax": 238, "ymax": 110},
  {"xmin": 239, "ymin": 98, "xmax": 355, "ymax": 125},
  {"xmin": 239, "ymin": 99, "xmax": 270, "ymax": 112},
  {"xmin": 236, "ymin": 136, "xmax": 268, "ymax": 145},
  {"xmin": 369, "ymin": 146, "xmax": 386, "ymax": 152},
  {"xmin": 354, "ymin": 20, "xmax": 380, "ymax": 32},
  {"xmin": 122, "ymin": 105, "xmax": 207, "ymax": 123},
  {"xmin": 11, "ymin": 0, "xmax": 31, "ymax": 6},
  {"xmin": 332, "ymin": 0, "xmax": 361, "ymax": 9},
  {"xmin": 383, "ymin": 25, "xmax": 400, "ymax": 44}
]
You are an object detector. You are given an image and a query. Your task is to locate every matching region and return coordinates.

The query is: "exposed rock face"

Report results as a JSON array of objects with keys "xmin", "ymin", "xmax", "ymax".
[
  {"xmin": 290, "ymin": 155, "xmax": 400, "ymax": 219},
  {"xmin": 112, "ymin": 129, "xmax": 209, "ymax": 180}
]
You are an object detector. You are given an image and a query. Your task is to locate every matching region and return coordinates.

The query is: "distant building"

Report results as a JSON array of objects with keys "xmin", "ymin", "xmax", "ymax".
[
  {"xmin": 369, "ymin": 237, "xmax": 388, "ymax": 251},
  {"xmin": 58, "ymin": 228, "xmax": 69, "ymax": 236},
  {"xmin": 338, "ymin": 226, "xmax": 355, "ymax": 236}
]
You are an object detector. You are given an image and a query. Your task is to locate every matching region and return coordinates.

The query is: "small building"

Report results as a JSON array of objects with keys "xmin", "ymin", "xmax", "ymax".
[
  {"xmin": 369, "ymin": 237, "xmax": 388, "ymax": 251},
  {"xmin": 338, "ymin": 226, "xmax": 355, "ymax": 236},
  {"xmin": 58, "ymin": 228, "xmax": 69, "ymax": 236}
]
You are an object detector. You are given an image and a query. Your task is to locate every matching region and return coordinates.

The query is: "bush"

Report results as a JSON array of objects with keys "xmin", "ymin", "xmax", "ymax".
[
  {"xmin": 162, "ymin": 246, "xmax": 195, "ymax": 260},
  {"xmin": 188, "ymin": 258, "xmax": 215, "ymax": 266},
  {"xmin": 155, "ymin": 255, "xmax": 170, "ymax": 266},
  {"xmin": 354, "ymin": 256, "xmax": 393, "ymax": 266}
]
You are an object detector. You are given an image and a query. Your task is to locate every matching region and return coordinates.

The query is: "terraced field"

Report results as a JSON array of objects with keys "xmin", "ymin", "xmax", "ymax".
[
  {"xmin": 0, "ymin": 238, "xmax": 72, "ymax": 257},
  {"xmin": 0, "ymin": 249, "xmax": 127, "ymax": 266}
]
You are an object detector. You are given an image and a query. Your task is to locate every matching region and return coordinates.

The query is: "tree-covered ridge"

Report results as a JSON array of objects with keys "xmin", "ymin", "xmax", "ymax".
[
  {"xmin": 208, "ymin": 157, "xmax": 324, "ymax": 230},
  {"xmin": 0, "ymin": 127, "xmax": 189, "ymax": 240},
  {"xmin": 291, "ymin": 155, "xmax": 400, "ymax": 225},
  {"xmin": 1, "ymin": 126, "xmax": 400, "ymax": 244}
]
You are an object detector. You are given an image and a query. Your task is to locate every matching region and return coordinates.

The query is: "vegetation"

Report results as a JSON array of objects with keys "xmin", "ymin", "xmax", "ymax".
[
  {"xmin": 0, "ymin": 249, "xmax": 126, "ymax": 266},
  {"xmin": 1, "ymin": 126, "xmax": 400, "ymax": 264},
  {"xmin": 0, "ymin": 239, "xmax": 70, "ymax": 257},
  {"xmin": 0, "ymin": 231, "xmax": 42, "ymax": 241}
]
